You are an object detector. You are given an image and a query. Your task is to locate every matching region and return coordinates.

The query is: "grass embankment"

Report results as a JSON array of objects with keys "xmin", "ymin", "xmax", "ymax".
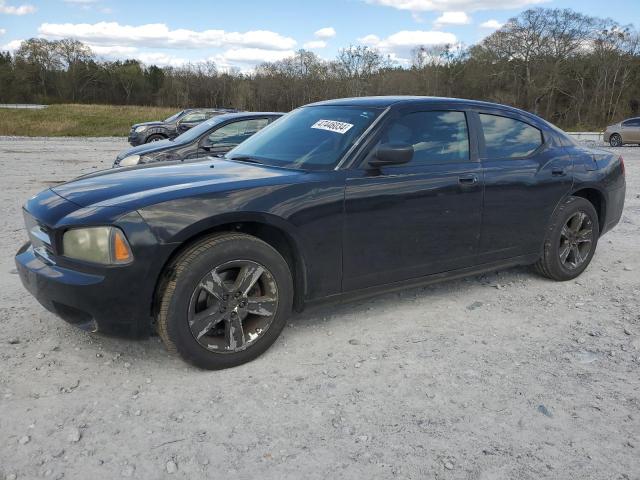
[{"xmin": 0, "ymin": 104, "xmax": 177, "ymax": 137}]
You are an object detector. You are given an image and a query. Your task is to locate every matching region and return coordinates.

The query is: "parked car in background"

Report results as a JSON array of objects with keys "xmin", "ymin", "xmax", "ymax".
[
  {"xmin": 115, "ymin": 112, "xmax": 282, "ymax": 167},
  {"xmin": 128, "ymin": 108, "xmax": 238, "ymax": 145},
  {"xmin": 604, "ymin": 117, "xmax": 640, "ymax": 147},
  {"xmin": 15, "ymin": 97, "xmax": 625, "ymax": 370}
]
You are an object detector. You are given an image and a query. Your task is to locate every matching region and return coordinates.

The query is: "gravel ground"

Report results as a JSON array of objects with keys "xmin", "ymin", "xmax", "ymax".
[{"xmin": 0, "ymin": 137, "xmax": 639, "ymax": 480}]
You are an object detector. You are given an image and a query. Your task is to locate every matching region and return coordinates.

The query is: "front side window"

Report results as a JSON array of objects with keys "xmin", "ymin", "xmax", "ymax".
[
  {"xmin": 480, "ymin": 113, "xmax": 543, "ymax": 159},
  {"xmin": 374, "ymin": 110, "xmax": 469, "ymax": 166},
  {"xmin": 182, "ymin": 112, "xmax": 207, "ymax": 123},
  {"xmin": 227, "ymin": 106, "xmax": 382, "ymax": 171}
]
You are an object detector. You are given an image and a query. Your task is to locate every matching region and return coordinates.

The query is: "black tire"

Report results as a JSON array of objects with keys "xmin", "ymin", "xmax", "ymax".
[
  {"xmin": 145, "ymin": 134, "xmax": 166, "ymax": 143},
  {"xmin": 534, "ymin": 196, "xmax": 599, "ymax": 281},
  {"xmin": 609, "ymin": 133, "xmax": 622, "ymax": 147},
  {"xmin": 157, "ymin": 233, "xmax": 293, "ymax": 369}
]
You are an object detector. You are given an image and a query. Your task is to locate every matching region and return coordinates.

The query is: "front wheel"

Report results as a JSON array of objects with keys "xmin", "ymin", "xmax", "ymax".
[
  {"xmin": 157, "ymin": 233, "xmax": 293, "ymax": 369},
  {"xmin": 534, "ymin": 196, "xmax": 599, "ymax": 281},
  {"xmin": 609, "ymin": 133, "xmax": 622, "ymax": 147},
  {"xmin": 145, "ymin": 134, "xmax": 166, "ymax": 143}
]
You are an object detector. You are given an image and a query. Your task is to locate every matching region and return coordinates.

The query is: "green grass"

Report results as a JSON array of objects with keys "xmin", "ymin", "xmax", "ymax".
[{"xmin": 0, "ymin": 104, "xmax": 178, "ymax": 137}]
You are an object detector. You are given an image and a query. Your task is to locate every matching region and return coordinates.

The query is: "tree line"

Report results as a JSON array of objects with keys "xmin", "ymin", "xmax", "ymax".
[{"xmin": 1, "ymin": 7, "xmax": 638, "ymax": 130}]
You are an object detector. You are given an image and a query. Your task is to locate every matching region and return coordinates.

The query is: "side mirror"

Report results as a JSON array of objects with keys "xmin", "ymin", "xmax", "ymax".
[{"xmin": 368, "ymin": 143, "xmax": 413, "ymax": 167}]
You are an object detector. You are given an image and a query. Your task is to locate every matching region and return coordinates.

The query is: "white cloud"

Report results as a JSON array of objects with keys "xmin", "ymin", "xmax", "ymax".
[
  {"xmin": 434, "ymin": 11, "xmax": 471, "ymax": 26},
  {"xmin": 87, "ymin": 44, "xmax": 138, "ymax": 57},
  {"xmin": 0, "ymin": 0, "xmax": 36, "ymax": 15},
  {"xmin": 210, "ymin": 48, "xmax": 296, "ymax": 72},
  {"xmin": 83, "ymin": 44, "xmax": 189, "ymax": 67},
  {"xmin": 359, "ymin": 30, "xmax": 457, "ymax": 64},
  {"xmin": 314, "ymin": 27, "xmax": 336, "ymax": 39},
  {"xmin": 367, "ymin": 0, "xmax": 547, "ymax": 12},
  {"xmin": 214, "ymin": 48, "xmax": 296, "ymax": 65},
  {"xmin": 303, "ymin": 40, "xmax": 327, "ymax": 49},
  {"xmin": 1, "ymin": 39, "xmax": 22, "ymax": 51},
  {"xmin": 0, "ymin": 28, "xmax": 6, "ymax": 36},
  {"xmin": 480, "ymin": 19, "xmax": 503, "ymax": 29},
  {"xmin": 136, "ymin": 52, "xmax": 189, "ymax": 67},
  {"xmin": 62, "ymin": 0, "xmax": 111, "ymax": 13},
  {"xmin": 38, "ymin": 22, "xmax": 297, "ymax": 51},
  {"xmin": 359, "ymin": 30, "xmax": 457, "ymax": 49}
]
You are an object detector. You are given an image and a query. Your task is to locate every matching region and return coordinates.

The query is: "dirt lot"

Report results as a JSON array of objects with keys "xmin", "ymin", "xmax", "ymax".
[{"xmin": 0, "ymin": 137, "xmax": 639, "ymax": 480}]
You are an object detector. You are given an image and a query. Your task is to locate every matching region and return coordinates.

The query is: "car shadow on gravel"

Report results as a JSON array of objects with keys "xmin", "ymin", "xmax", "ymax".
[{"xmin": 43, "ymin": 264, "xmax": 538, "ymax": 368}]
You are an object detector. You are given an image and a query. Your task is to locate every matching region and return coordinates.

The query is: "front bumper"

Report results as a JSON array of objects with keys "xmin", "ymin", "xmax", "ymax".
[
  {"xmin": 15, "ymin": 242, "xmax": 154, "ymax": 338},
  {"xmin": 128, "ymin": 131, "xmax": 146, "ymax": 146}
]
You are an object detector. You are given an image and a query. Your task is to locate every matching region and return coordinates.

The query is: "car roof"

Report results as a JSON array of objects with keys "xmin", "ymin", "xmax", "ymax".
[
  {"xmin": 307, "ymin": 96, "xmax": 546, "ymax": 125},
  {"xmin": 309, "ymin": 95, "xmax": 531, "ymax": 112},
  {"xmin": 182, "ymin": 108, "xmax": 239, "ymax": 113},
  {"xmin": 210, "ymin": 112, "xmax": 283, "ymax": 120}
]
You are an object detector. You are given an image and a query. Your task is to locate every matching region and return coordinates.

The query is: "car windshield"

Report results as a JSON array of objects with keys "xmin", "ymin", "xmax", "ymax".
[
  {"xmin": 172, "ymin": 115, "xmax": 232, "ymax": 143},
  {"xmin": 164, "ymin": 110, "xmax": 185, "ymax": 122},
  {"xmin": 226, "ymin": 106, "xmax": 382, "ymax": 170}
]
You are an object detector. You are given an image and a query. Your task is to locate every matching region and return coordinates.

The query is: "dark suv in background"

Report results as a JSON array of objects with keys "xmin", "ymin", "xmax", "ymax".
[
  {"xmin": 115, "ymin": 112, "xmax": 282, "ymax": 167},
  {"xmin": 128, "ymin": 108, "xmax": 238, "ymax": 145}
]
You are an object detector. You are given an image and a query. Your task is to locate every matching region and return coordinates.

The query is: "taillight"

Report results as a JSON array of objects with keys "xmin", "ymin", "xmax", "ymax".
[{"xmin": 619, "ymin": 156, "xmax": 625, "ymax": 176}]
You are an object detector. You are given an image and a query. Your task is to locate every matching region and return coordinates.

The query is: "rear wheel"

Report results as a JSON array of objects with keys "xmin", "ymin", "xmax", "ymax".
[
  {"xmin": 534, "ymin": 196, "xmax": 599, "ymax": 281},
  {"xmin": 145, "ymin": 134, "xmax": 166, "ymax": 143},
  {"xmin": 609, "ymin": 133, "xmax": 622, "ymax": 147},
  {"xmin": 157, "ymin": 233, "xmax": 293, "ymax": 369}
]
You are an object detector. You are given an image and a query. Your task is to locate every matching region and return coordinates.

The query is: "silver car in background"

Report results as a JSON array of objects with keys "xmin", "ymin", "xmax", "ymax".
[{"xmin": 604, "ymin": 117, "xmax": 640, "ymax": 147}]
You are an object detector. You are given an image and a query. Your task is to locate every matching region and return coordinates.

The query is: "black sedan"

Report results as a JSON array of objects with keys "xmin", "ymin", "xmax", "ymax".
[
  {"xmin": 115, "ymin": 112, "xmax": 282, "ymax": 167},
  {"xmin": 128, "ymin": 108, "xmax": 238, "ymax": 145},
  {"xmin": 15, "ymin": 96, "xmax": 626, "ymax": 369}
]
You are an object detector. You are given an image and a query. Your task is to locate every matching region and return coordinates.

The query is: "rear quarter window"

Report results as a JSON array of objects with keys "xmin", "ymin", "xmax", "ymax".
[{"xmin": 480, "ymin": 113, "xmax": 543, "ymax": 159}]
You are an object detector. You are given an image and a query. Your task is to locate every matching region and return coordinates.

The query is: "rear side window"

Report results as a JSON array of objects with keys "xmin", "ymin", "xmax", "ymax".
[
  {"xmin": 377, "ymin": 111, "xmax": 469, "ymax": 166},
  {"xmin": 623, "ymin": 118, "xmax": 640, "ymax": 127},
  {"xmin": 480, "ymin": 114, "xmax": 543, "ymax": 159}
]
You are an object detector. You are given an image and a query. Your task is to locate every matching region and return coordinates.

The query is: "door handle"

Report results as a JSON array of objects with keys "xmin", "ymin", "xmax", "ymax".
[
  {"xmin": 458, "ymin": 174, "xmax": 478, "ymax": 185},
  {"xmin": 552, "ymin": 168, "xmax": 566, "ymax": 176}
]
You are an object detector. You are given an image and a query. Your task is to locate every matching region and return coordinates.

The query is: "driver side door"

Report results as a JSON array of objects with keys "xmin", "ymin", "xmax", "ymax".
[{"xmin": 342, "ymin": 107, "xmax": 483, "ymax": 291}]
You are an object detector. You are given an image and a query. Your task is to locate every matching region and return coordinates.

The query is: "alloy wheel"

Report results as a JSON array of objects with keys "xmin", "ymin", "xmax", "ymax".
[
  {"xmin": 187, "ymin": 260, "xmax": 278, "ymax": 353},
  {"xmin": 610, "ymin": 134, "xmax": 622, "ymax": 147},
  {"xmin": 558, "ymin": 211, "xmax": 594, "ymax": 270}
]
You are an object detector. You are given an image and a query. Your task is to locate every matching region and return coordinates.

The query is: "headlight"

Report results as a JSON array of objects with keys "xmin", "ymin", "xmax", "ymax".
[
  {"xmin": 62, "ymin": 227, "xmax": 133, "ymax": 265},
  {"xmin": 119, "ymin": 154, "xmax": 140, "ymax": 167},
  {"xmin": 135, "ymin": 126, "xmax": 148, "ymax": 133}
]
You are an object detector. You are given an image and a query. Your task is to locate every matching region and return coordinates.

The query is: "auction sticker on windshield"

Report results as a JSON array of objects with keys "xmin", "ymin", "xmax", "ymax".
[{"xmin": 311, "ymin": 119, "xmax": 354, "ymax": 134}]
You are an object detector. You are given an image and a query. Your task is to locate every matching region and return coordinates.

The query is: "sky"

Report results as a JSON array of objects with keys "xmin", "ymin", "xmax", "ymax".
[{"xmin": 0, "ymin": 0, "xmax": 638, "ymax": 71}]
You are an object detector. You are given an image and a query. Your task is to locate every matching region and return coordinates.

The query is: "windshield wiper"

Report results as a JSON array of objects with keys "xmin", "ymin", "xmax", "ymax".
[{"xmin": 227, "ymin": 156, "xmax": 263, "ymax": 165}]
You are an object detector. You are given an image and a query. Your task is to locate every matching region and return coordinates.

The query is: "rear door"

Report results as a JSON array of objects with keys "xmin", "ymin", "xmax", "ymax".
[
  {"xmin": 177, "ymin": 111, "xmax": 208, "ymax": 133},
  {"xmin": 342, "ymin": 107, "xmax": 483, "ymax": 291},
  {"xmin": 476, "ymin": 110, "xmax": 574, "ymax": 262},
  {"xmin": 622, "ymin": 118, "xmax": 640, "ymax": 143},
  {"xmin": 197, "ymin": 118, "xmax": 271, "ymax": 157}
]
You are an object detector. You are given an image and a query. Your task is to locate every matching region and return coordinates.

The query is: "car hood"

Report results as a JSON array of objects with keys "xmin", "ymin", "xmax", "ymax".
[
  {"xmin": 116, "ymin": 139, "xmax": 176, "ymax": 160},
  {"xmin": 52, "ymin": 159, "xmax": 303, "ymax": 210}
]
